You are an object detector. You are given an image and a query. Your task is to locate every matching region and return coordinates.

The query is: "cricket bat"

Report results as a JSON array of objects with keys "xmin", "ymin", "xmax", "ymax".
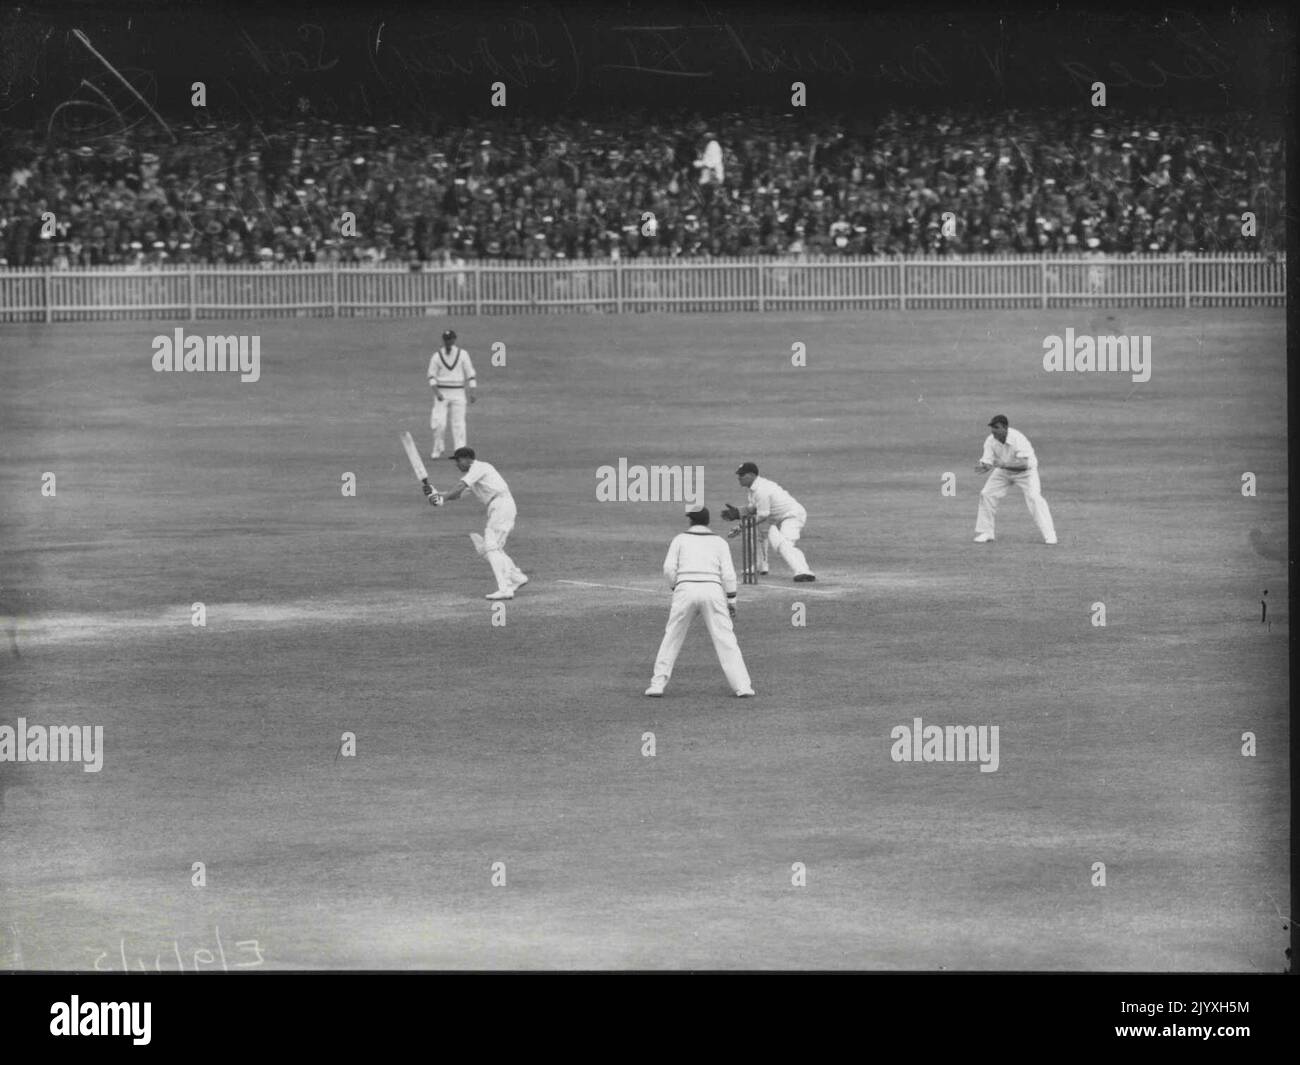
[{"xmin": 400, "ymin": 431, "xmax": 442, "ymax": 505}]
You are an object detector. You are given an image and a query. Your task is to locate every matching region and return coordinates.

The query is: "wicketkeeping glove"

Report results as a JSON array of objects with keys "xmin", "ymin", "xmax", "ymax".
[{"xmin": 721, "ymin": 503, "xmax": 742, "ymax": 521}]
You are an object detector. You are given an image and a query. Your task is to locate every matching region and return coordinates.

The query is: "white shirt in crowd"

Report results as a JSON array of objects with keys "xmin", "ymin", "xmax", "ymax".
[
  {"xmin": 459, "ymin": 460, "xmax": 511, "ymax": 505},
  {"xmin": 696, "ymin": 139, "xmax": 724, "ymax": 184},
  {"xmin": 980, "ymin": 428, "xmax": 1038, "ymax": 471},
  {"xmin": 662, "ymin": 526, "xmax": 738, "ymax": 593},
  {"xmin": 748, "ymin": 476, "xmax": 806, "ymax": 523}
]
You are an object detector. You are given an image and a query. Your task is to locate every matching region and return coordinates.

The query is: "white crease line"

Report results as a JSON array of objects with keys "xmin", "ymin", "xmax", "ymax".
[
  {"xmin": 741, "ymin": 583, "xmax": 837, "ymax": 596},
  {"xmin": 557, "ymin": 578, "xmax": 838, "ymax": 596},
  {"xmin": 557, "ymin": 580, "xmax": 661, "ymax": 594}
]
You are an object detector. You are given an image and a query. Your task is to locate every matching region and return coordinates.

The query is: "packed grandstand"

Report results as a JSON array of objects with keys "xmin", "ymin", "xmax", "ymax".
[{"xmin": 1, "ymin": 109, "xmax": 1285, "ymax": 267}]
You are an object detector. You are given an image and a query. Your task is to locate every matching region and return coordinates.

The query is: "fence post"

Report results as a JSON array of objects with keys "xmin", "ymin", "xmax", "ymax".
[
  {"xmin": 188, "ymin": 263, "xmax": 197, "ymax": 321},
  {"xmin": 331, "ymin": 265, "xmax": 339, "ymax": 317},
  {"xmin": 898, "ymin": 256, "xmax": 906, "ymax": 310},
  {"xmin": 615, "ymin": 257, "xmax": 623, "ymax": 314},
  {"xmin": 44, "ymin": 268, "xmax": 52, "ymax": 323},
  {"xmin": 1041, "ymin": 257, "xmax": 1048, "ymax": 309},
  {"xmin": 1183, "ymin": 253, "xmax": 1191, "ymax": 308},
  {"xmin": 474, "ymin": 265, "xmax": 482, "ymax": 316},
  {"xmin": 756, "ymin": 260, "xmax": 765, "ymax": 312}
]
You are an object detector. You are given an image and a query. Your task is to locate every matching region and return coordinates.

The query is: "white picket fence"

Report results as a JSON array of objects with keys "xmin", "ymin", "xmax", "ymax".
[{"xmin": 0, "ymin": 253, "xmax": 1284, "ymax": 322}]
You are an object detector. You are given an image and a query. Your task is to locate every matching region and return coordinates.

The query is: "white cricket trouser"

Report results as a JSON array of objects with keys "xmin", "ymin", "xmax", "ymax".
[
  {"xmin": 976, "ymin": 469, "xmax": 1057, "ymax": 541},
  {"xmin": 651, "ymin": 582, "xmax": 752, "ymax": 693},
  {"xmin": 431, "ymin": 389, "xmax": 469, "ymax": 454},
  {"xmin": 757, "ymin": 513, "xmax": 812, "ymax": 575},
  {"xmin": 477, "ymin": 494, "xmax": 524, "ymax": 592}
]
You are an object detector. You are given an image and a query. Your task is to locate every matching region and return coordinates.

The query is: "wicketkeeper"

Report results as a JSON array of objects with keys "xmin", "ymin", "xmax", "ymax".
[{"xmin": 724, "ymin": 462, "xmax": 816, "ymax": 582}]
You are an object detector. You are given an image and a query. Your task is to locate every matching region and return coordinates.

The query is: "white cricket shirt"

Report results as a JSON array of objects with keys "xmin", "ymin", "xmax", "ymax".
[
  {"xmin": 747, "ymin": 476, "xmax": 806, "ymax": 523},
  {"xmin": 427, "ymin": 346, "xmax": 477, "ymax": 390},
  {"xmin": 663, "ymin": 526, "xmax": 738, "ymax": 594},
  {"xmin": 459, "ymin": 460, "xmax": 511, "ymax": 505},
  {"xmin": 981, "ymin": 428, "xmax": 1038, "ymax": 471}
]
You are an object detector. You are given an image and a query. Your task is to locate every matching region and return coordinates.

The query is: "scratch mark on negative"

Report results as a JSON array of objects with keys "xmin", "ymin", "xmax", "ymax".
[{"xmin": 71, "ymin": 28, "xmax": 175, "ymax": 141}]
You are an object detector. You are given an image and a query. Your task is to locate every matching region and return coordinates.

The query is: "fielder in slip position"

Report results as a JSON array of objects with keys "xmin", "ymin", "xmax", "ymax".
[
  {"xmin": 427, "ymin": 329, "xmax": 477, "ymax": 459},
  {"xmin": 646, "ymin": 505, "xmax": 754, "ymax": 699},
  {"xmin": 425, "ymin": 447, "xmax": 528, "ymax": 600},
  {"xmin": 723, "ymin": 462, "xmax": 816, "ymax": 582},
  {"xmin": 974, "ymin": 415, "xmax": 1058, "ymax": 544}
]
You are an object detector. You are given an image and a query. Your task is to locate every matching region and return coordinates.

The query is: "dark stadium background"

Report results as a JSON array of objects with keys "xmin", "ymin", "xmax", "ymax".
[{"xmin": 0, "ymin": 4, "xmax": 1288, "ymax": 118}]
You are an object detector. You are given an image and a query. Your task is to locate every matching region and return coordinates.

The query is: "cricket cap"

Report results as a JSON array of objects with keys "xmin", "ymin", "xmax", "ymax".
[
  {"xmin": 442, "ymin": 329, "xmax": 457, "ymax": 342},
  {"xmin": 735, "ymin": 461, "xmax": 759, "ymax": 476},
  {"xmin": 988, "ymin": 414, "xmax": 1009, "ymax": 428},
  {"xmin": 450, "ymin": 446, "xmax": 476, "ymax": 461},
  {"xmin": 685, "ymin": 504, "xmax": 710, "ymax": 525}
]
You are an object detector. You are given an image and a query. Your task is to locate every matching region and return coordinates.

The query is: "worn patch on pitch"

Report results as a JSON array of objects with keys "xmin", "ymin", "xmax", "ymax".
[{"xmin": 6, "ymin": 593, "xmax": 462, "ymax": 648}]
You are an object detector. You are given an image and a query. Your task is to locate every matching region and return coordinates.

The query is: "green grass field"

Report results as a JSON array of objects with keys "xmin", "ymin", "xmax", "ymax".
[{"xmin": 0, "ymin": 307, "xmax": 1288, "ymax": 970}]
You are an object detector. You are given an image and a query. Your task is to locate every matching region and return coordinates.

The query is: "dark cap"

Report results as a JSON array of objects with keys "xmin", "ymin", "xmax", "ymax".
[
  {"xmin": 450, "ymin": 446, "xmax": 476, "ymax": 461},
  {"xmin": 735, "ymin": 461, "xmax": 759, "ymax": 477},
  {"xmin": 441, "ymin": 329, "xmax": 457, "ymax": 342},
  {"xmin": 988, "ymin": 414, "xmax": 1009, "ymax": 428}
]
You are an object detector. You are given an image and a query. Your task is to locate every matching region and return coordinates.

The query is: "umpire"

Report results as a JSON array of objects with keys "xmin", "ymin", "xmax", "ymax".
[{"xmin": 645, "ymin": 504, "xmax": 755, "ymax": 698}]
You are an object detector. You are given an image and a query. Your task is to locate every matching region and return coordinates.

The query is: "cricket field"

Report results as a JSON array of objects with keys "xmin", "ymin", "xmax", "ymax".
[{"xmin": 0, "ymin": 308, "xmax": 1287, "ymax": 970}]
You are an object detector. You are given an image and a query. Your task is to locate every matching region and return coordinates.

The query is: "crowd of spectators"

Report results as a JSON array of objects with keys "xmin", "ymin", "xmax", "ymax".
[{"xmin": 0, "ymin": 108, "xmax": 1285, "ymax": 267}]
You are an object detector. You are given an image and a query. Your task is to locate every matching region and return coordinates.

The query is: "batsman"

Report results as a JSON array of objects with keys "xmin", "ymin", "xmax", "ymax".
[{"xmin": 425, "ymin": 447, "xmax": 529, "ymax": 600}]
